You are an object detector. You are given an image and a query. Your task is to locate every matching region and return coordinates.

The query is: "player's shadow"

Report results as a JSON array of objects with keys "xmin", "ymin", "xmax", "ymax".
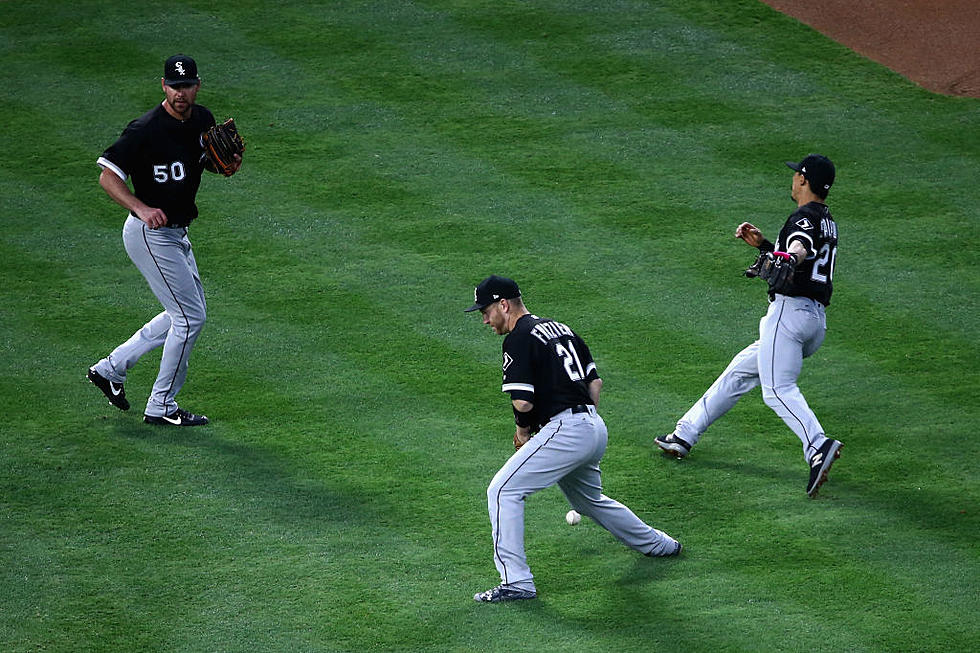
[
  {"xmin": 651, "ymin": 447, "xmax": 973, "ymax": 546},
  {"xmin": 493, "ymin": 551, "xmax": 696, "ymax": 648},
  {"xmin": 689, "ymin": 455, "xmax": 797, "ymax": 482},
  {"xmin": 110, "ymin": 421, "xmax": 382, "ymax": 531}
]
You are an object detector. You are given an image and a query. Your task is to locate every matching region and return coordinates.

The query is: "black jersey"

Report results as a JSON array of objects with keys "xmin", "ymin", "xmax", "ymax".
[
  {"xmin": 98, "ymin": 103, "xmax": 216, "ymax": 227},
  {"xmin": 501, "ymin": 314, "xmax": 599, "ymax": 425},
  {"xmin": 773, "ymin": 201, "xmax": 839, "ymax": 306}
]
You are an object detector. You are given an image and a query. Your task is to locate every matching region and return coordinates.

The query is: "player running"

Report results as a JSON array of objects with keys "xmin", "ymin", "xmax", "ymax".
[
  {"xmin": 86, "ymin": 55, "xmax": 241, "ymax": 426},
  {"xmin": 656, "ymin": 155, "xmax": 842, "ymax": 497},
  {"xmin": 467, "ymin": 275, "xmax": 680, "ymax": 603}
]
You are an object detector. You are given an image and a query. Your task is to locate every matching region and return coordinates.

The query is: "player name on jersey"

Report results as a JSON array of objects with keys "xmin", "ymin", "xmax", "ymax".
[
  {"xmin": 820, "ymin": 216, "xmax": 837, "ymax": 240},
  {"xmin": 529, "ymin": 320, "xmax": 575, "ymax": 344}
]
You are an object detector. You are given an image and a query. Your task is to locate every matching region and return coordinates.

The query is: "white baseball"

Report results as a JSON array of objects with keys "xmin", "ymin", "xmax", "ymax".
[{"xmin": 565, "ymin": 509, "xmax": 581, "ymax": 525}]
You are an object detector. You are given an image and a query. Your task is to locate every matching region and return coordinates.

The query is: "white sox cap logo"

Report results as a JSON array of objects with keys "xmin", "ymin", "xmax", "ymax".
[{"xmin": 175, "ymin": 62, "xmax": 186, "ymax": 76}]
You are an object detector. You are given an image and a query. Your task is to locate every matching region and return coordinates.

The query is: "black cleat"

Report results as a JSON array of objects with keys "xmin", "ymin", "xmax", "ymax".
[
  {"xmin": 655, "ymin": 432, "xmax": 692, "ymax": 458},
  {"xmin": 87, "ymin": 367, "xmax": 130, "ymax": 411},
  {"xmin": 807, "ymin": 439, "xmax": 842, "ymax": 497},
  {"xmin": 143, "ymin": 408, "xmax": 209, "ymax": 427},
  {"xmin": 473, "ymin": 584, "xmax": 537, "ymax": 603}
]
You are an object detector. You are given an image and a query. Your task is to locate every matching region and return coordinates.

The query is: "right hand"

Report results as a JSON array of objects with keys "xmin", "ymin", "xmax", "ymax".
[
  {"xmin": 735, "ymin": 222, "xmax": 763, "ymax": 247},
  {"xmin": 135, "ymin": 205, "xmax": 168, "ymax": 229}
]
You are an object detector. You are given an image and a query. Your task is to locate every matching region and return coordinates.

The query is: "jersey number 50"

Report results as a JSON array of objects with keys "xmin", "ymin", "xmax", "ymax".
[
  {"xmin": 811, "ymin": 243, "xmax": 837, "ymax": 284},
  {"xmin": 153, "ymin": 161, "xmax": 186, "ymax": 183}
]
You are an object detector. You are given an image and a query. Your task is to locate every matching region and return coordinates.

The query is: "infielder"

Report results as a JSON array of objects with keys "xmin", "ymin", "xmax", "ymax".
[
  {"xmin": 467, "ymin": 275, "xmax": 680, "ymax": 603},
  {"xmin": 656, "ymin": 155, "xmax": 842, "ymax": 497},
  {"xmin": 87, "ymin": 55, "xmax": 241, "ymax": 426}
]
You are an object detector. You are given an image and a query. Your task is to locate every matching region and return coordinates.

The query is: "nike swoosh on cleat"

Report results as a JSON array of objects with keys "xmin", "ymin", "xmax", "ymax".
[
  {"xmin": 161, "ymin": 414, "xmax": 183, "ymax": 425},
  {"xmin": 110, "ymin": 385, "xmax": 123, "ymax": 396}
]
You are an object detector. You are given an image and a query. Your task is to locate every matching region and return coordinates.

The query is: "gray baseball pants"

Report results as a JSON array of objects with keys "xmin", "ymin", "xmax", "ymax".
[
  {"xmin": 487, "ymin": 405, "xmax": 678, "ymax": 590},
  {"xmin": 674, "ymin": 294, "xmax": 828, "ymax": 460},
  {"xmin": 93, "ymin": 215, "xmax": 206, "ymax": 417}
]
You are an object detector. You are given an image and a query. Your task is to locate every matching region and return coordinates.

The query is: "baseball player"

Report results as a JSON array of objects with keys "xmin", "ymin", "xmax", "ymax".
[
  {"xmin": 656, "ymin": 155, "xmax": 842, "ymax": 497},
  {"xmin": 86, "ymin": 54, "xmax": 241, "ymax": 426},
  {"xmin": 467, "ymin": 275, "xmax": 680, "ymax": 603}
]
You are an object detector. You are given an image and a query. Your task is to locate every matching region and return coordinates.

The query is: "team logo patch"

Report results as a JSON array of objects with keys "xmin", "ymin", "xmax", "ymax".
[
  {"xmin": 502, "ymin": 352, "xmax": 513, "ymax": 371},
  {"xmin": 796, "ymin": 217, "xmax": 813, "ymax": 230},
  {"xmin": 175, "ymin": 62, "xmax": 186, "ymax": 76}
]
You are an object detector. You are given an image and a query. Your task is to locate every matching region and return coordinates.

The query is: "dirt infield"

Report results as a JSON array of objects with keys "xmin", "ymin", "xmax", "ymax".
[{"xmin": 761, "ymin": 0, "xmax": 980, "ymax": 98}]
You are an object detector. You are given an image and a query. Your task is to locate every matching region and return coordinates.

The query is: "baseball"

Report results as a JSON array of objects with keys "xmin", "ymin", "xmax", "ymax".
[{"xmin": 565, "ymin": 509, "xmax": 581, "ymax": 525}]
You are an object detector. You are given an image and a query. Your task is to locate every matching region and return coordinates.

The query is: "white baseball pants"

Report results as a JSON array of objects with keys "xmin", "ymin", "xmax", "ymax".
[
  {"xmin": 675, "ymin": 294, "xmax": 829, "ymax": 460},
  {"xmin": 93, "ymin": 216, "xmax": 206, "ymax": 417},
  {"xmin": 487, "ymin": 406, "xmax": 678, "ymax": 590}
]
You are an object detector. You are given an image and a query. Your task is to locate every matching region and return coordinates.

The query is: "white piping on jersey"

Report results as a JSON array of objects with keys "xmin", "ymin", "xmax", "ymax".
[
  {"xmin": 97, "ymin": 156, "xmax": 127, "ymax": 182},
  {"xmin": 784, "ymin": 230, "xmax": 814, "ymax": 257},
  {"xmin": 502, "ymin": 383, "xmax": 535, "ymax": 393}
]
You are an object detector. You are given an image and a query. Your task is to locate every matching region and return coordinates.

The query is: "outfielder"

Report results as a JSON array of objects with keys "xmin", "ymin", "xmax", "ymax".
[
  {"xmin": 656, "ymin": 155, "xmax": 842, "ymax": 497},
  {"xmin": 87, "ymin": 55, "xmax": 242, "ymax": 426},
  {"xmin": 467, "ymin": 275, "xmax": 680, "ymax": 603}
]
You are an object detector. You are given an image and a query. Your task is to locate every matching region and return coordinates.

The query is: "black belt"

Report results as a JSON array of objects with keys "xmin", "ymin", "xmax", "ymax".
[{"xmin": 549, "ymin": 404, "xmax": 593, "ymax": 421}]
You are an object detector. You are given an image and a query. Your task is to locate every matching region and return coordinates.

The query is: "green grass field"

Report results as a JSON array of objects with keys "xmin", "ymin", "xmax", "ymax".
[{"xmin": 1, "ymin": 1, "xmax": 977, "ymax": 651}]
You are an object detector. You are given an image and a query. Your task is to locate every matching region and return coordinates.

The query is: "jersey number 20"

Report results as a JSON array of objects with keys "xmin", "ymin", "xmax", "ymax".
[
  {"xmin": 555, "ymin": 340, "xmax": 585, "ymax": 382},
  {"xmin": 811, "ymin": 243, "xmax": 837, "ymax": 284}
]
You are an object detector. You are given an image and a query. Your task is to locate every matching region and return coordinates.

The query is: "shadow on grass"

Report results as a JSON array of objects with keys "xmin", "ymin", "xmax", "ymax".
[
  {"xmin": 108, "ymin": 419, "xmax": 386, "ymax": 531},
  {"xmin": 654, "ymin": 447, "xmax": 976, "ymax": 548}
]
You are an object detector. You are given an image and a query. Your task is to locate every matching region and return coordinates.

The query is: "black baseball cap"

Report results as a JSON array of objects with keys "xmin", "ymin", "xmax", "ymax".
[
  {"xmin": 786, "ymin": 154, "xmax": 835, "ymax": 195},
  {"xmin": 164, "ymin": 54, "xmax": 200, "ymax": 86},
  {"xmin": 464, "ymin": 275, "xmax": 521, "ymax": 312}
]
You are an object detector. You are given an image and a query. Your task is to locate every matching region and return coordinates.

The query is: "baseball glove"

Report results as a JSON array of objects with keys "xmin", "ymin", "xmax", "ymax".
[
  {"xmin": 745, "ymin": 251, "xmax": 796, "ymax": 294},
  {"xmin": 515, "ymin": 431, "xmax": 531, "ymax": 451},
  {"xmin": 202, "ymin": 118, "xmax": 245, "ymax": 176}
]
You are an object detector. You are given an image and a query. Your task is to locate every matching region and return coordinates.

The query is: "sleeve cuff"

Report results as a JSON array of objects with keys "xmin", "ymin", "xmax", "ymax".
[{"xmin": 97, "ymin": 156, "xmax": 127, "ymax": 181}]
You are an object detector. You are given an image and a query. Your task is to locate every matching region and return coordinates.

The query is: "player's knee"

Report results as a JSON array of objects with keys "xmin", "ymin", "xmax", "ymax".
[
  {"xmin": 170, "ymin": 312, "xmax": 205, "ymax": 338},
  {"xmin": 487, "ymin": 481, "xmax": 503, "ymax": 503},
  {"xmin": 188, "ymin": 313, "xmax": 206, "ymax": 334},
  {"xmin": 762, "ymin": 383, "xmax": 796, "ymax": 403},
  {"xmin": 488, "ymin": 480, "xmax": 527, "ymax": 505}
]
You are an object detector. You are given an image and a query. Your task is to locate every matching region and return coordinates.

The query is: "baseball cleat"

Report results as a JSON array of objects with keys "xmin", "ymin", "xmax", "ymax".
[
  {"xmin": 806, "ymin": 439, "xmax": 842, "ymax": 497},
  {"xmin": 473, "ymin": 584, "xmax": 537, "ymax": 603},
  {"xmin": 143, "ymin": 408, "xmax": 209, "ymax": 427},
  {"xmin": 647, "ymin": 540, "xmax": 683, "ymax": 557},
  {"xmin": 87, "ymin": 366, "xmax": 130, "ymax": 411},
  {"xmin": 655, "ymin": 432, "xmax": 692, "ymax": 458}
]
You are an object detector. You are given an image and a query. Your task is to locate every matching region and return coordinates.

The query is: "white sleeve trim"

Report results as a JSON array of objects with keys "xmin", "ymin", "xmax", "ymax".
[
  {"xmin": 585, "ymin": 362, "xmax": 597, "ymax": 376},
  {"xmin": 785, "ymin": 231, "xmax": 814, "ymax": 254},
  {"xmin": 502, "ymin": 383, "xmax": 535, "ymax": 394},
  {"xmin": 97, "ymin": 156, "xmax": 127, "ymax": 181}
]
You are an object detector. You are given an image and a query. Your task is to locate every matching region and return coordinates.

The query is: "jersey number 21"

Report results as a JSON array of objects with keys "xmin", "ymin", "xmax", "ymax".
[{"xmin": 555, "ymin": 340, "xmax": 585, "ymax": 382}]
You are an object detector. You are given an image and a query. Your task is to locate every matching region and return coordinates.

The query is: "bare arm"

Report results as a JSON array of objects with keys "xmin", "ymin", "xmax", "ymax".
[
  {"xmin": 786, "ymin": 239, "xmax": 807, "ymax": 264},
  {"xmin": 588, "ymin": 378, "xmax": 602, "ymax": 408},
  {"xmin": 99, "ymin": 167, "xmax": 168, "ymax": 229}
]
